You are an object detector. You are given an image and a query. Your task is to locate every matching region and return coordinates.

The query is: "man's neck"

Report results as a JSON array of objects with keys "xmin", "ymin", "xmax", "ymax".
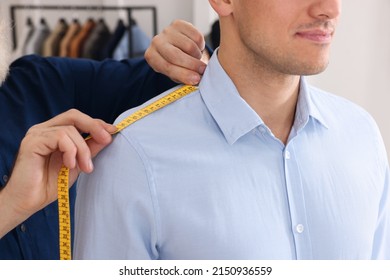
[{"xmin": 217, "ymin": 47, "xmax": 300, "ymax": 145}]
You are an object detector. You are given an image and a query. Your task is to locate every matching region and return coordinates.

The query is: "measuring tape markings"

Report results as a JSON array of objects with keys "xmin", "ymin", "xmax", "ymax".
[
  {"xmin": 57, "ymin": 85, "xmax": 198, "ymax": 260},
  {"xmin": 57, "ymin": 167, "xmax": 71, "ymax": 260}
]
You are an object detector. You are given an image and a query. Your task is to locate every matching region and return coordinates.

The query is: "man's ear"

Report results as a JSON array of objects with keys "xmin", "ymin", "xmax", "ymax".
[{"xmin": 209, "ymin": 0, "xmax": 233, "ymax": 17}]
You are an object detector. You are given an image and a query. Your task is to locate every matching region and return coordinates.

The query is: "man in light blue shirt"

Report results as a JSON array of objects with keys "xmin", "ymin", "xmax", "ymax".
[{"xmin": 74, "ymin": 0, "xmax": 390, "ymax": 259}]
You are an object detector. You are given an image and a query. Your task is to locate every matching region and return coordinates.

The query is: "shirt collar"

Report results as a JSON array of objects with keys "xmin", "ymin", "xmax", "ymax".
[
  {"xmin": 294, "ymin": 77, "xmax": 329, "ymax": 132},
  {"xmin": 199, "ymin": 52, "xmax": 263, "ymax": 145},
  {"xmin": 199, "ymin": 52, "xmax": 329, "ymax": 145}
]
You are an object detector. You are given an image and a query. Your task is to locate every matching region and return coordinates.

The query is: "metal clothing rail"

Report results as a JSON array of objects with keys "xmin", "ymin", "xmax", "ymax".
[{"xmin": 10, "ymin": 5, "xmax": 158, "ymax": 58}]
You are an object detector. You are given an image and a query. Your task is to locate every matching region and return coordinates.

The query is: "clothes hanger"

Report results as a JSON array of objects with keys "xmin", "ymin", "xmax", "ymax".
[{"xmin": 26, "ymin": 17, "xmax": 33, "ymax": 27}]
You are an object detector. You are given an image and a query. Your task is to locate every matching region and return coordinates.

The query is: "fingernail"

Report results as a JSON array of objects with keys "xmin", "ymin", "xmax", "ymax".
[
  {"xmin": 89, "ymin": 159, "xmax": 94, "ymax": 171},
  {"xmin": 199, "ymin": 65, "xmax": 206, "ymax": 74},
  {"xmin": 108, "ymin": 125, "xmax": 117, "ymax": 133},
  {"xmin": 189, "ymin": 74, "xmax": 200, "ymax": 85}
]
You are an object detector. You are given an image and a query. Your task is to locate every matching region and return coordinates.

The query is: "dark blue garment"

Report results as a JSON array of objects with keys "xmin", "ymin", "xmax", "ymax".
[
  {"xmin": 99, "ymin": 19, "xmax": 127, "ymax": 60},
  {"xmin": 0, "ymin": 55, "xmax": 176, "ymax": 259}
]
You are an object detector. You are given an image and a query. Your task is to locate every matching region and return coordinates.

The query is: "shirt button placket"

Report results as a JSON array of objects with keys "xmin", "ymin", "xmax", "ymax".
[{"xmin": 283, "ymin": 145, "xmax": 312, "ymax": 259}]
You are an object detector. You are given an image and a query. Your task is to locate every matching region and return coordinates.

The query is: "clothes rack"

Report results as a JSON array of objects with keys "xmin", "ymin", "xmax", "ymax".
[{"xmin": 10, "ymin": 5, "xmax": 158, "ymax": 58}]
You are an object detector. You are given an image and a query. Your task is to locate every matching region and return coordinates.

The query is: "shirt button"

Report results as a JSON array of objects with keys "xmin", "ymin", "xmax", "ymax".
[
  {"xmin": 296, "ymin": 224, "xmax": 304, "ymax": 234},
  {"xmin": 20, "ymin": 224, "xmax": 27, "ymax": 232},
  {"xmin": 2, "ymin": 175, "xmax": 9, "ymax": 183},
  {"xmin": 285, "ymin": 151, "xmax": 291, "ymax": 160}
]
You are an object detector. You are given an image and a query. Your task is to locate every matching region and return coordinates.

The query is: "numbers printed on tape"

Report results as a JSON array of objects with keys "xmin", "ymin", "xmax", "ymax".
[
  {"xmin": 57, "ymin": 85, "xmax": 198, "ymax": 260},
  {"xmin": 57, "ymin": 166, "xmax": 71, "ymax": 260}
]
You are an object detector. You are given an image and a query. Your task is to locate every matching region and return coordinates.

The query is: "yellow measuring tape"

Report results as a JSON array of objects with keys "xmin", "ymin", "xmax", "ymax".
[{"xmin": 57, "ymin": 85, "xmax": 198, "ymax": 260}]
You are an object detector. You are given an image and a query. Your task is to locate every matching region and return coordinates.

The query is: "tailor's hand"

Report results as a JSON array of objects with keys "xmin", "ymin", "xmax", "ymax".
[
  {"xmin": 145, "ymin": 20, "xmax": 210, "ymax": 85},
  {"xmin": 0, "ymin": 109, "xmax": 116, "ymax": 237}
]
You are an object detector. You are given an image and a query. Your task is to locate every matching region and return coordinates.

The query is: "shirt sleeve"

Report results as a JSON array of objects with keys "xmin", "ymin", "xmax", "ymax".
[
  {"xmin": 370, "ymin": 121, "xmax": 390, "ymax": 260},
  {"xmin": 371, "ymin": 165, "xmax": 390, "ymax": 259},
  {"xmin": 73, "ymin": 133, "xmax": 159, "ymax": 260}
]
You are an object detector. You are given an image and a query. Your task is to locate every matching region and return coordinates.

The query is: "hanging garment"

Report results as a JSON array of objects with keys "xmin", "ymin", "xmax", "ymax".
[
  {"xmin": 68, "ymin": 18, "xmax": 96, "ymax": 58},
  {"xmin": 59, "ymin": 19, "xmax": 81, "ymax": 57},
  {"xmin": 21, "ymin": 18, "xmax": 36, "ymax": 56},
  {"xmin": 81, "ymin": 19, "xmax": 111, "ymax": 60},
  {"xmin": 113, "ymin": 24, "xmax": 151, "ymax": 60},
  {"xmin": 42, "ymin": 19, "xmax": 68, "ymax": 57},
  {"xmin": 33, "ymin": 19, "xmax": 51, "ymax": 56},
  {"xmin": 99, "ymin": 19, "xmax": 126, "ymax": 60},
  {"xmin": 24, "ymin": 18, "xmax": 50, "ymax": 56},
  {"xmin": 12, "ymin": 17, "xmax": 35, "ymax": 59}
]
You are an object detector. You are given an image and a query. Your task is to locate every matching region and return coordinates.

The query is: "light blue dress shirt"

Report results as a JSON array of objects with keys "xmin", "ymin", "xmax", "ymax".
[{"xmin": 74, "ymin": 52, "xmax": 390, "ymax": 260}]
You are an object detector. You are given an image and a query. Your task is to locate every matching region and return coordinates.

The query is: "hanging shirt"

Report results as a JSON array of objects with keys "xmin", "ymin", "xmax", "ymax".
[
  {"xmin": 74, "ymin": 52, "xmax": 390, "ymax": 260},
  {"xmin": 24, "ymin": 19, "xmax": 51, "ymax": 56},
  {"xmin": 68, "ymin": 19, "xmax": 96, "ymax": 58},
  {"xmin": 0, "ymin": 55, "xmax": 177, "ymax": 259},
  {"xmin": 81, "ymin": 19, "xmax": 111, "ymax": 60},
  {"xmin": 59, "ymin": 20, "xmax": 81, "ymax": 57},
  {"xmin": 99, "ymin": 19, "xmax": 127, "ymax": 60},
  {"xmin": 42, "ymin": 19, "xmax": 68, "ymax": 57},
  {"xmin": 12, "ymin": 18, "xmax": 35, "ymax": 60},
  {"xmin": 113, "ymin": 25, "xmax": 151, "ymax": 60}
]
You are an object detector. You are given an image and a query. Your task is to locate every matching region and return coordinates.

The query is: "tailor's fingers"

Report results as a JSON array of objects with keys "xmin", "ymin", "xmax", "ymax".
[
  {"xmin": 34, "ymin": 109, "xmax": 117, "ymax": 138},
  {"xmin": 145, "ymin": 20, "xmax": 207, "ymax": 85},
  {"xmin": 169, "ymin": 20, "xmax": 206, "ymax": 52}
]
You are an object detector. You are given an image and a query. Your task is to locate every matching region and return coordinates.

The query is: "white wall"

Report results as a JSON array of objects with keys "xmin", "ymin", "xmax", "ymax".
[{"xmin": 193, "ymin": 0, "xmax": 218, "ymax": 35}]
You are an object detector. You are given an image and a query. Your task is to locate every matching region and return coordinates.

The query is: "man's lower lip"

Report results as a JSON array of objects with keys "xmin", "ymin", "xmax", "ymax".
[{"xmin": 296, "ymin": 33, "xmax": 332, "ymax": 43}]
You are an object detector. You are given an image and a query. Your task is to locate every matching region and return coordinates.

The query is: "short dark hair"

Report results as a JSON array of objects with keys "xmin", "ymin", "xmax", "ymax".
[{"xmin": 211, "ymin": 20, "xmax": 220, "ymax": 49}]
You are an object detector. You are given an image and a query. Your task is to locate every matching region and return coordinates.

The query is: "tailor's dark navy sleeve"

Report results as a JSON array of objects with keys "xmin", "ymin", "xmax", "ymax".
[
  {"xmin": 0, "ymin": 55, "xmax": 177, "ymax": 259},
  {"xmin": 61, "ymin": 57, "xmax": 177, "ymax": 124},
  {"xmin": 0, "ymin": 55, "xmax": 76, "ymax": 259}
]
